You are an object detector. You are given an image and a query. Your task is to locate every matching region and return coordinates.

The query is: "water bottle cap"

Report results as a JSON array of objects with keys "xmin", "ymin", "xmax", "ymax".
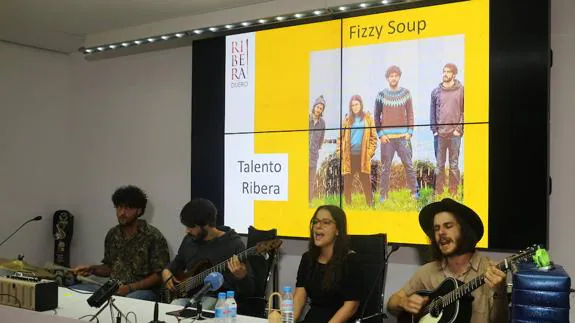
[
  {"xmin": 226, "ymin": 291, "xmax": 234, "ymax": 298},
  {"xmin": 218, "ymin": 292, "xmax": 226, "ymax": 299},
  {"xmin": 283, "ymin": 286, "xmax": 292, "ymax": 293}
]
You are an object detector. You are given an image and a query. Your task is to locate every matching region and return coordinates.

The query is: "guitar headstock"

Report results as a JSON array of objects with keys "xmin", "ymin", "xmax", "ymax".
[
  {"xmin": 255, "ymin": 239, "xmax": 283, "ymax": 254},
  {"xmin": 502, "ymin": 244, "xmax": 544, "ymax": 270}
]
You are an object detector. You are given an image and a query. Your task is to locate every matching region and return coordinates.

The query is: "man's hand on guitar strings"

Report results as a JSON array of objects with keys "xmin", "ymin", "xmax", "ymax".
[
  {"xmin": 484, "ymin": 261, "xmax": 506, "ymax": 291},
  {"xmin": 162, "ymin": 269, "xmax": 179, "ymax": 291},
  {"xmin": 227, "ymin": 255, "xmax": 248, "ymax": 280},
  {"xmin": 402, "ymin": 294, "xmax": 429, "ymax": 314}
]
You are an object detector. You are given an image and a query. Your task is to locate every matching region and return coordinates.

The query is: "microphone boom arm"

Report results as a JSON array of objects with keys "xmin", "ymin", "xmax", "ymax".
[
  {"xmin": 355, "ymin": 244, "xmax": 400, "ymax": 322},
  {"xmin": 0, "ymin": 216, "xmax": 43, "ymax": 248}
]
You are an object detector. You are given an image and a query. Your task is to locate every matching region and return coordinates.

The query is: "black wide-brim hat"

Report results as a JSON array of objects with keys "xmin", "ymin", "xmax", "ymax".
[{"xmin": 419, "ymin": 198, "xmax": 484, "ymax": 241}]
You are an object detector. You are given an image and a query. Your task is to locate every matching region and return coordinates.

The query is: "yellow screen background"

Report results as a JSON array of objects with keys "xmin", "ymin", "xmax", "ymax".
[{"xmin": 251, "ymin": 0, "xmax": 489, "ymax": 246}]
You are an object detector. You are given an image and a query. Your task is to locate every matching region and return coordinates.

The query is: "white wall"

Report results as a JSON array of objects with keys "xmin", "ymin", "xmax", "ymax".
[
  {"xmin": 0, "ymin": 41, "xmax": 71, "ymax": 265},
  {"xmin": 549, "ymin": 0, "xmax": 575, "ymax": 319},
  {"xmin": 67, "ymin": 47, "xmax": 193, "ymax": 264}
]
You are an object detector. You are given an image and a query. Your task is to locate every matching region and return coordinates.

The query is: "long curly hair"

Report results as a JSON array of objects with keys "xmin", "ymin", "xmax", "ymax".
[{"xmin": 308, "ymin": 205, "xmax": 350, "ymax": 291}]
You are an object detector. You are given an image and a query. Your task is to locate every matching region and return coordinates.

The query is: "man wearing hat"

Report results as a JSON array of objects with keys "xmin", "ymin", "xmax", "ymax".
[
  {"xmin": 161, "ymin": 198, "xmax": 255, "ymax": 309},
  {"xmin": 386, "ymin": 198, "xmax": 509, "ymax": 322}
]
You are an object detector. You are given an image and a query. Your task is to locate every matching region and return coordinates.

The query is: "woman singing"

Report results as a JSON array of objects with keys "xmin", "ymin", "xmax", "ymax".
[{"xmin": 294, "ymin": 205, "xmax": 361, "ymax": 322}]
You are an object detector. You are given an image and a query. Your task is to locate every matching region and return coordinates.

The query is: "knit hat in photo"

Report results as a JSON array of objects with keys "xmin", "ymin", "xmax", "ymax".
[{"xmin": 313, "ymin": 95, "xmax": 326, "ymax": 108}]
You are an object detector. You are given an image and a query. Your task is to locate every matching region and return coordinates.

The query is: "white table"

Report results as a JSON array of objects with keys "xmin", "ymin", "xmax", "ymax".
[{"xmin": 0, "ymin": 287, "xmax": 268, "ymax": 323}]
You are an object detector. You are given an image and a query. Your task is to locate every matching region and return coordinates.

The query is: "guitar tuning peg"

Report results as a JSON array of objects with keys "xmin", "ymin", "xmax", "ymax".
[{"xmin": 510, "ymin": 262, "xmax": 519, "ymax": 274}]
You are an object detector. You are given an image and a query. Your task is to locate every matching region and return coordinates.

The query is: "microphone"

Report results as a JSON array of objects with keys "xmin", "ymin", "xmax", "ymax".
[
  {"xmin": 186, "ymin": 272, "xmax": 224, "ymax": 307},
  {"xmin": 87, "ymin": 279, "xmax": 120, "ymax": 308},
  {"xmin": 355, "ymin": 244, "xmax": 400, "ymax": 323},
  {"xmin": 0, "ymin": 216, "xmax": 43, "ymax": 248}
]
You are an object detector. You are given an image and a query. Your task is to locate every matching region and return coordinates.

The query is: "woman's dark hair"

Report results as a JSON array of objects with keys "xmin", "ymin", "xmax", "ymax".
[
  {"xmin": 112, "ymin": 185, "xmax": 147, "ymax": 216},
  {"xmin": 429, "ymin": 212, "xmax": 479, "ymax": 261},
  {"xmin": 308, "ymin": 205, "xmax": 350, "ymax": 291},
  {"xmin": 180, "ymin": 198, "xmax": 218, "ymax": 228}
]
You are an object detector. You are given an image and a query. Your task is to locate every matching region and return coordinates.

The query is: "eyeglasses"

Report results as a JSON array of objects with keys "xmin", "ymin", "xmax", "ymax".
[{"xmin": 311, "ymin": 218, "xmax": 336, "ymax": 226}]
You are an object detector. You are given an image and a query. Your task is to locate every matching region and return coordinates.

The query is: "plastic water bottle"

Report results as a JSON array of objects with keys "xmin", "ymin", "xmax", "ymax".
[
  {"xmin": 225, "ymin": 290, "xmax": 237, "ymax": 323},
  {"xmin": 214, "ymin": 292, "xmax": 227, "ymax": 323},
  {"xmin": 281, "ymin": 286, "xmax": 294, "ymax": 323}
]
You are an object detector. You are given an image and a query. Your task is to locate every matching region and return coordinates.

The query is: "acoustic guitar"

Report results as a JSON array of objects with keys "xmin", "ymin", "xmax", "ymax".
[
  {"xmin": 398, "ymin": 245, "xmax": 542, "ymax": 323},
  {"xmin": 162, "ymin": 239, "xmax": 282, "ymax": 303}
]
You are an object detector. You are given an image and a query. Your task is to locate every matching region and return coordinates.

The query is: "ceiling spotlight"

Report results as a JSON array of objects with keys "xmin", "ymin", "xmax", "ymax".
[
  {"xmin": 121, "ymin": 42, "xmax": 130, "ymax": 47},
  {"xmin": 381, "ymin": 0, "xmax": 389, "ymax": 3},
  {"xmin": 209, "ymin": 27, "xmax": 218, "ymax": 32},
  {"xmin": 161, "ymin": 35, "xmax": 170, "ymax": 40},
  {"xmin": 314, "ymin": 10, "xmax": 323, "ymax": 15},
  {"xmin": 258, "ymin": 19, "xmax": 267, "ymax": 23},
  {"xmin": 193, "ymin": 30, "xmax": 203, "ymax": 34},
  {"xmin": 359, "ymin": 3, "xmax": 369, "ymax": 8},
  {"xmin": 225, "ymin": 24, "xmax": 233, "ymax": 29},
  {"xmin": 175, "ymin": 33, "xmax": 185, "ymax": 38},
  {"xmin": 294, "ymin": 13, "xmax": 304, "ymax": 18},
  {"xmin": 109, "ymin": 44, "xmax": 117, "ymax": 49},
  {"xmin": 97, "ymin": 47, "xmax": 105, "ymax": 51},
  {"xmin": 85, "ymin": 49, "xmax": 93, "ymax": 53},
  {"xmin": 134, "ymin": 40, "xmax": 143, "ymax": 44},
  {"xmin": 147, "ymin": 38, "xmax": 156, "ymax": 42},
  {"xmin": 339, "ymin": 6, "xmax": 348, "ymax": 11},
  {"xmin": 276, "ymin": 16, "xmax": 285, "ymax": 21},
  {"xmin": 241, "ymin": 22, "xmax": 251, "ymax": 26}
]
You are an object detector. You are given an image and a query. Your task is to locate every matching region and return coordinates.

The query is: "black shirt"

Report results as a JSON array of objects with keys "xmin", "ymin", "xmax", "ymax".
[
  {"xmin": 166, "ymin": 226, "xmax": 255, "ymax": 298},
  {"xmin": 296, "ymin": 251, "xmax": 361, "ymax": 322}
]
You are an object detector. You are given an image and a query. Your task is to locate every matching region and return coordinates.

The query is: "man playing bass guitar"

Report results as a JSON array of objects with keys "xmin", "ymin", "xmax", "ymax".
[
  {"xmin": 161, "ymin": 198, "xmax": 255, "ymax": 308},
  {"xmin": 387, "ymin": 198, "xmax": 509, "ymax": 323}
]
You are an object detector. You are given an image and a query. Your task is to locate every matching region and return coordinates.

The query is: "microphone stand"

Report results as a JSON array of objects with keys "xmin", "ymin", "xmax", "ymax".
[
  {"xmin": 181, "ymin": 298, "xmax": 207, "ymax": 321},
  {"xmin": 148, "ymin": 301, "xmax": 166, "ymax": 323},
  {"xmin": 355, "ymin": 245, "xmax": 400, "ymax": 323},
  {"xmin": 89, "ymin": 297, "xmax": 131, "ymax": 323}
]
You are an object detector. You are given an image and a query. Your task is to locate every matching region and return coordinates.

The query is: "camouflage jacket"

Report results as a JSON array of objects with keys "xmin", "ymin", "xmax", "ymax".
[{"xmin": 102, "ymin": 219, "xmax": 170, "ymax": 284}]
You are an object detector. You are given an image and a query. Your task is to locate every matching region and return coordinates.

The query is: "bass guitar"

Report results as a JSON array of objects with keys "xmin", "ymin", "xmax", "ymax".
[{"xmin": 162, "ymin": 239, "xmax": 282, "ymax": 303}]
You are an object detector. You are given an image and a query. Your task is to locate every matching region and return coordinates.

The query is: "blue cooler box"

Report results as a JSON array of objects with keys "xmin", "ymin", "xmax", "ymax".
[{"xmin": 511, "ymin": 263, "xmax": 571, "ymax": 322}]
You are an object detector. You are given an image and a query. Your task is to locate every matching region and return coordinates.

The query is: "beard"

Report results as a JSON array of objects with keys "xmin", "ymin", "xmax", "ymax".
[
  {"xmin": 118, "ymin": 216, "xmax": 137, "ymax": 227},
  {"xmin": 191, "ymin": 227, "xmax": 208, "ymax": 241},
  {"xmin": 438, "ymin": 235, "xmax": 465, "ymax": 257}
]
